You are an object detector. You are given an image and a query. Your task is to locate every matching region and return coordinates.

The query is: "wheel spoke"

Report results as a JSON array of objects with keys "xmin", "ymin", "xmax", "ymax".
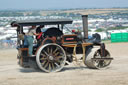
[
  {"xmin": 48, "ymin": 63, "xmax": 51, "ymax": 71},
  {"xmin": 97, "ymin": 61, "xmax": 101, "ymax": 67},
  {"xmin": 59, "ymin": 53, "xmax": 64, "ymax": 56},
  {"xmin": 41, "ymin": 61, "xmax": 46, "ymax": 66},
  {"xmin": 43, "ymin": 50, "xmax": 49, "ymax": 57},
  {"xmin": 40, "ymin": 57, "xmax": 47, "ymax": 60},
  {"xmin": 99, "ymin": 61, "xmax": 104, "ymax": 67},
  {"xmin": 54, "ymin": 56, "xmax": 63, "ymax": 62},
  {"xmin": 54, "ymin": 52, "xmax": 60, "ymax": 57},
  {"xmin": 102, "ymin": 61, "xmax": 106, "ymax": 67},
  {"xmin": 53, "ymin": 47, "xmax": 59, "ymax": 54},
  {"xmin": 51, "ymin": 62, "xmax": 55, "ymax": 70},
  {"xmin": 44, "ymin": 61, "xmax": 49, "ymax": 69},
  {"xmin": 40, "ymin": 53, "xmax": 47, "ymax": 59},
  {"xmin": 40, "ymin": 53, "xmax": 45, "ymax": 57},
  {"xmin": 47, "ymin": 47, "xmax": 50, "ymax": 54},
  {"xmin": 50, "ymin": 47, "xmax": 53, "ymax": 54},
  {"xmin": 104, "ymin": 60, "xmax": 110, "ymax": 66},
  {"xmin": 55, "ymin": 62, "xmax": 60, "ymax": 68}
]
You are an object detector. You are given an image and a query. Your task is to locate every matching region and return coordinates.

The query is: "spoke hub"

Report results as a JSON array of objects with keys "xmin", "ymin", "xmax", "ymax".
[{"xmin": 49, "ymin": 56, "xmax": 54, "ymax": 61}]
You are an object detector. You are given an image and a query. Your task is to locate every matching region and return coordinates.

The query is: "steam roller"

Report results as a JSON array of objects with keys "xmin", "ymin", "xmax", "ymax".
[{"xmin": 10, "ymin": 14, "xmax": 113, "ymax": 72}]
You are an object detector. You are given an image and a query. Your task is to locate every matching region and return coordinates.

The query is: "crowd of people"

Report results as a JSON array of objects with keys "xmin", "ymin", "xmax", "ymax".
[{"xmin": 0, "ymin": 39, "xmax": 17, "ymax": 49}]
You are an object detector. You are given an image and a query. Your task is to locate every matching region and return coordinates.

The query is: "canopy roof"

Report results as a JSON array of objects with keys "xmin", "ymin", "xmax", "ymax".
[{"xmin": 11, "ymin": 19, "xmax": 73, "ymax": 27}]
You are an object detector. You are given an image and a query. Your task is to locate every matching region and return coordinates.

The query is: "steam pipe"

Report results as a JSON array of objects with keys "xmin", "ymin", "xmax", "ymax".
[{"xmin": 82, "ymin": 15, "xmax": 88, "ymax": 40}]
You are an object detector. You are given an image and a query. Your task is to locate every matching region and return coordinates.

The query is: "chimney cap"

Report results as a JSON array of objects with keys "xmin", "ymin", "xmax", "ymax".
[{"xmin": 82, "ymin": 15, "xmax": 88, "ymax": 17}]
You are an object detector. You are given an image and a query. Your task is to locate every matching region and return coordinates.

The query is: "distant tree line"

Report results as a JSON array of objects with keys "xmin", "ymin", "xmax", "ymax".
[
  {"xmin": 95, "ymin": 26, "xmax": 128, "ymax": 32},
  {"xmin": 0, "ymin": 11, "xmax": 41, "ymax": 17},
  {"xmin": 0, "ymin": 12, "xmax": 24, "ymax": 17},
  {"xmin": 95, "ymin": 28, "xmax": 105, "ymax": 32},
  {"xmin": 48, "ymin": 13, "xmax": 81, "ymax": 17},
  {"xmin": 108, "ymin": 26, "xmax": 128, "ymax": 30}
]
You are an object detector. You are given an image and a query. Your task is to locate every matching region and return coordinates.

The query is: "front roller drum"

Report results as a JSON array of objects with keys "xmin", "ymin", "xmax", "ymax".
[
  {"xmin": 84, "ymin": 48, "xmax": 112, "ymax": 69},
  {"xmin": 36, "ymin": 43, "xmax": 66, "ymax": 72}
]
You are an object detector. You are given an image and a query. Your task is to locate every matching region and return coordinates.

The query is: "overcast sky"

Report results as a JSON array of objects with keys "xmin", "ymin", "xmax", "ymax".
[{"xmin": 0, "ymin": 0, "xmax": 128, "ymax": 10}]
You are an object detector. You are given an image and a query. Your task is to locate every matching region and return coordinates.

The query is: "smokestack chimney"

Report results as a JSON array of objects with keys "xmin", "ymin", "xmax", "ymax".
[{"xmin": 82, "ymin": 15, "xmax": 88, "ymax": 40}]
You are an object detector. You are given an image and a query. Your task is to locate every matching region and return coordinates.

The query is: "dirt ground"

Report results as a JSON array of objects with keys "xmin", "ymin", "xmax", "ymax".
[{"xmin": 0, "ymin": 43, "xmax": 128, "ymax": 85}]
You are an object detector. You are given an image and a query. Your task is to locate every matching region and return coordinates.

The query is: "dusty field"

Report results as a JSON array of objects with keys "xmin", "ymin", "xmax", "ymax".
[{"xmin": 0, "ymin": 43, "xmax": 128, "ymax": 85}]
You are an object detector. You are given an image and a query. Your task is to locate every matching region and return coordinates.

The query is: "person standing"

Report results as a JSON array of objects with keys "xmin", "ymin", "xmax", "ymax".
[
  {"xmin": 36, "ymin": 25, "xmax": 44, "ymax": 40},
  {"xmin": 36, "ymin": 25, "xmax": 44, "ymax": 46},
  {"xmin": 26, "ymin": 26, "xmax": 39, "ymax": 57}
]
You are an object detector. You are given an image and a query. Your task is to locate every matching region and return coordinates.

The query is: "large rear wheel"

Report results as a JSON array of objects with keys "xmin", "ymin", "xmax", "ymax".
[{"xmin": 36, "ymin": 43, "xmax": 66, "ymax": 72}]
